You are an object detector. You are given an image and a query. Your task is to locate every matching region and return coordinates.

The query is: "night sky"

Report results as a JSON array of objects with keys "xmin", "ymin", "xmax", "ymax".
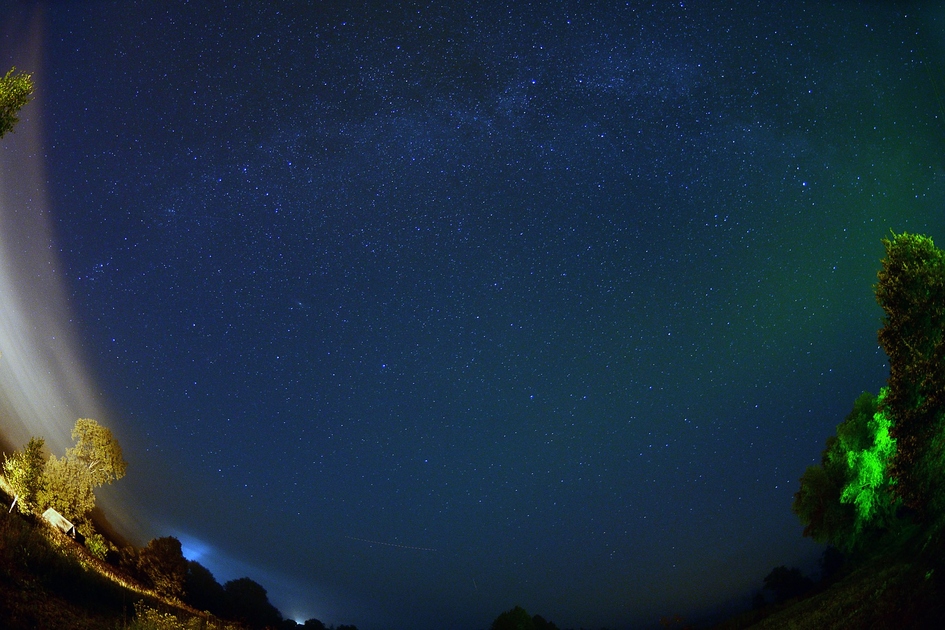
[{"xmin": 1, "ymin": 1, "xmax": 945, "ymax": 628}]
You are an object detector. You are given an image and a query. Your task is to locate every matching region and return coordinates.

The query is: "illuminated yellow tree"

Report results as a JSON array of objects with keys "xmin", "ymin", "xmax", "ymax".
[
  {"xmin": 2, "ymin": 437, "xmax": 46, "ymax": 514},
  {"xmin": 0, "ymin": 67, "xmax": 33, "ymax": 138},
  {"xmin": 67, "ymin": 418, "xmax": 127, "ymax": 487},
  {"xmin": 35, "ymin": 419, "xmax": 127, "ymax": 521},
  {"xmin": 38, "ymin": 454, "xmax": 95, "ymax": 520}
]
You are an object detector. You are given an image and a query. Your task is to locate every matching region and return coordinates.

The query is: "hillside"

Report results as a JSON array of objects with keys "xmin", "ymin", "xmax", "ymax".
[
  {"xmin": 0, "ymin": 482, "xmax": 234, "ymax": 629},
  {"xmin": 713, "ymin": 522, "xmax": 945, "ymax": 630}
]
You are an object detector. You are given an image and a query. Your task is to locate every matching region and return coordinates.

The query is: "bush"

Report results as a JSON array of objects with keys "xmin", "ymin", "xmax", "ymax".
[
  {"xmin": 85, "ymin": 532, "xmax": 109, "ymax": 561},
  {"xmin": 138, "ymin": 537, "xmax": 188, "ymax": 599}
]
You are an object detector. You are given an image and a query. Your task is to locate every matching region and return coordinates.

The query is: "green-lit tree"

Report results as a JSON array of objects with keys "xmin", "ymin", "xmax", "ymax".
[
  {"xmin": 839, "ymin": 389, "xmax": 898, "ymax": 526},
  {"xmin": 2, "ymin": 436, "xmax": 46, "ymax": 514},
  {"xmin": 0, "ymin": 67, "xmax": 33, "ymax": 138},
  {"xmin": 875, "ymin": 232, "xmax": 945, "ymax": 515},
  {"xmin": 794, "ymin": 232, "xmax": 945, "ymax": 543},
  {"xmin": 793, "ymin": 390, "xmax": 900, "ymax": 551}
]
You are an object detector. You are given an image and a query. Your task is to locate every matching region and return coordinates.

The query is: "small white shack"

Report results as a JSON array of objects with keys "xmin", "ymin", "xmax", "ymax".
[{"xmin": 42, "ymin": 507, "xmax": 76, "ymax": 538}]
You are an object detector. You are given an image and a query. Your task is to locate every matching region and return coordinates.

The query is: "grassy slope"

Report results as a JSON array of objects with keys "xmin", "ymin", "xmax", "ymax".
[
  {"xmin": 0, "ymin": 482, "xmax": 215, "ymax": 629},
  {"xmin": 714, "ymin": 525, "xmax": 945, "ymax": 630}
]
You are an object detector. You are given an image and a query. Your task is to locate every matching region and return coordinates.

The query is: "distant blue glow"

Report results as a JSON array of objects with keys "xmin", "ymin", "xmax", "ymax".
[{"xmin": 172, "ymin": 529, "xmax": 346, "ymax": 625}]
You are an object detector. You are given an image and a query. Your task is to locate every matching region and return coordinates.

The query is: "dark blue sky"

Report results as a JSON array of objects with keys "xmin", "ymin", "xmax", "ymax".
[{"xmin": 2, "ymin": 1, "xmax": 945, "ymax": 628}]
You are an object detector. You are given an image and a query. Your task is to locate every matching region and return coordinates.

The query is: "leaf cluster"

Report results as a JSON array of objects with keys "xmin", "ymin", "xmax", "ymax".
[{"xmin": 0, "ymin": 67, "xmax": 33, "ymax": 138}]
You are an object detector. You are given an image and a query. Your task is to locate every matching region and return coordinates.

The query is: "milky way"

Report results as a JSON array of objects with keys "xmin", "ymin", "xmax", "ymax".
[{"xmin": 2, "ymin": 2, "xmax": 944, "ymax": 628}]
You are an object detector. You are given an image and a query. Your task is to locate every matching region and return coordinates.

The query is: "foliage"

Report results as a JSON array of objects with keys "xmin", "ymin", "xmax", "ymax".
[
  {"xmin": 29, "ymin": 419, "xmax": 127, "ymax": 522},
  {"xmin": 74, "ymin": 520, "xmax": 112, "ymax": 560},
  {"xmin": 129, "ymin": 601, "xmax": 241, "ymax": 630},
  {"xmin": 223, "ymin": 577, "xmax": 283, "ymax": 629},
  {"xmin": 138, "ymin": 537, "xmax": 188, "ymax": 599},
  {"xmin": 84, "ymin": 532, "xmax": 109, "ymax": 561},
  {"xmin": 2, "ymin": 437, "xmax": 46, "ymax": 514},
  {"xmin": 0, "ymin": 67, "xmax": 33, "ymax": 138},
  {"xmin": 792, "ymin": 391, "xmax": 900, "ymax": 551},
  {"xmin": 838, "ymin": 388, "xmax": 898, "ymax": 527},
  {"xmin": 38, "ymin": 454, "xmax": 95, "ymax": 521},
  {"xmin": 68, "ymin": 418, "xmax": 128, "ymax": 487},
  {"xmin": 875, "ymin": 232, "xmax": 945, "ymax": 514},
  {"xmin": 129, "ymin": 601, "xmax": 202, "ymax": 630}
]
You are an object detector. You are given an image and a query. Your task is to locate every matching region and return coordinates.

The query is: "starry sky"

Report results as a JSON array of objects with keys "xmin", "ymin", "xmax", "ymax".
[{"xmin": 1, "ymin": 1, "xmax": 945, "ymax": 628}]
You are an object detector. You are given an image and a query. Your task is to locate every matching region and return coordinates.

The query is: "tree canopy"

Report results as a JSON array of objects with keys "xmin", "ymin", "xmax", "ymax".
[
  {"xmin": 0, "ymin": 67, "xmax": 33, "ymax": 138},
  {"xmin": 67, "ymin": 418, "xmax": 127, "ymax": 487},
  {"xmin": 875, "ymin": 232, "xmax": 945, "ymax": 514},
  {"xmin": 491, "ymin": 606, "xmax": 536, "ymax": 630},
  {"xmin": 184, "ymin": 560, "xmax": 227, "ymax": 615},
  {"xmin": 38, "ymin": 453, "xmax": 95, "ymax": 520}
]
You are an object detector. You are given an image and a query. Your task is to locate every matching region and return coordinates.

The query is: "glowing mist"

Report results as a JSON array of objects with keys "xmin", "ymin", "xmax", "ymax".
[{"xmin": 0, "ymin": 7, "xmax": 135, "ymax": 536}]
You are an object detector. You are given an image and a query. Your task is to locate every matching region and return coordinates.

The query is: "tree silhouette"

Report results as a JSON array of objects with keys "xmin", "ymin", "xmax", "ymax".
[
  {"xmin": 138, "ymin": 536, "xmax": 188, "ymax": 598},
  {"xmin": 491, "ymin": 606, "xmax": 536, "ymax": 630},
  {"xmin": 184, "ymin": 560, "xmax": 226, "ymax": 614},
  {"xmin": 224, "ymin": 577, "xmax": 283, "ymax": 629},
  {"xmin": 876, "ymin": 232, "xmax": 945, "ymax": 515}
]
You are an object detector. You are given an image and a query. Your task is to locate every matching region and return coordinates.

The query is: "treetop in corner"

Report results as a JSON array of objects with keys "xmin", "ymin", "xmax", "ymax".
[{"xmin": 0, "ymin": 67, "xmax": 34, "ymax": 139}]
